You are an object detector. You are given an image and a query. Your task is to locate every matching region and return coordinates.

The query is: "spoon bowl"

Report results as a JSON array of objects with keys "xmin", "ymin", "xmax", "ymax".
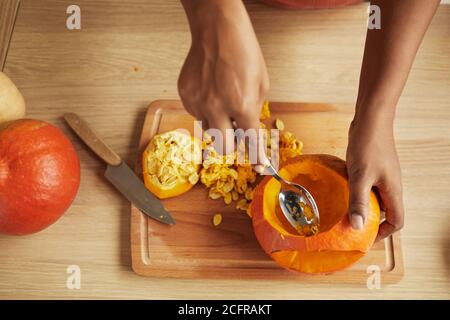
[{"xmin": 265, "ymin": 162, "xmax": 320, "ymax": 234}]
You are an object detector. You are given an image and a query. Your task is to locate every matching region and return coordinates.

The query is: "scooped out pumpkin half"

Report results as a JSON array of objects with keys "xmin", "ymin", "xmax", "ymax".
[
  {"xmin": 142, "ymin": 130, "xmax": 201, "ymax": 199},
  {"xmin": 251, "ymin": 154, "xmax": 380, "ymax": 274}
]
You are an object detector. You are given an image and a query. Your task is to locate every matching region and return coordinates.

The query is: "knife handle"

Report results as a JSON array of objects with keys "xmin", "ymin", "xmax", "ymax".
[{"xmin": 64, "ymin": 113, "xmax": 122, "ymax": 166}]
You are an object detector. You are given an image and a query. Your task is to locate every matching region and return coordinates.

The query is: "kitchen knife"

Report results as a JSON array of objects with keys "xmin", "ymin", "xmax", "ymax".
[{"xmin": 63, "ymin": 113, "xmax": 175, "ymax": 225}]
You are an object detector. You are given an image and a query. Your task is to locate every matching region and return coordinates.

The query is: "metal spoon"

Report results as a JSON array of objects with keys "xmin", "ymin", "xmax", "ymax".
[{"xmin": 264, "ymin": 162, "xmax": 320, "ymax": 233}]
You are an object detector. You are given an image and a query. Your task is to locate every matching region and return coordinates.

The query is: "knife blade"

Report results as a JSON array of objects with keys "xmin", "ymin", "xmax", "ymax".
[
  {"xmin": 105, "ymin": 162, "xmax": 175, "ymax": 225},
  {"xmin": 63, "ymin": 112, "xmax": 175, "ymax": 225}
]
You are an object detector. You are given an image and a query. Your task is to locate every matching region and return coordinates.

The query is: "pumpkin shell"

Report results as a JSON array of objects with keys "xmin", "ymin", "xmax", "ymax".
[
  {"xmin": 0, "ymin": 119, "xmax": 80, "ymax": 235},
  {"xmin": 251, "ymin": 154, "xmax": 380, "ymax": 274}
]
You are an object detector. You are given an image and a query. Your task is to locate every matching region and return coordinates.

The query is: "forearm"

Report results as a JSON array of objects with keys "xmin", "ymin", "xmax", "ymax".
[
  {"xmin": 355, "ymin": 0, "xmax": 440, "ymax": 126},
  {"xmin": 178, "ymin": 0, "xmax": 269, "ymax": 144},
  {"xmin": 181, "ymin": 0, "xmax": 253, "ymax": 44}
]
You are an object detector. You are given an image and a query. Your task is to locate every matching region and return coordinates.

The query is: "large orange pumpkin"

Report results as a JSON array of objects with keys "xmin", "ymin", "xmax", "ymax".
[
  {"xmin": 251, "ymin": 155, "xmax": 380, "ymax": 274},
  {"xmin": 0, "ymin": 119, "xmax": 80, "ymax": 235}
]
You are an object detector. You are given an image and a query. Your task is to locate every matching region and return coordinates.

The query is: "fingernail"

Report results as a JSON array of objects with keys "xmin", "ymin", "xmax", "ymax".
[{"xmin": 351, "ymin": 214, "xmax": 364, "ymax": 230}]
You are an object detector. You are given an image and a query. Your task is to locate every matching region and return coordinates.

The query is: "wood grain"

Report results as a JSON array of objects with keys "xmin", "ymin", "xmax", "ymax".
[
  {"xmin": 0, "ymin": 0, "xmax": 20, "ymax": 70},
  {"xmin": 0, "ymin": 0, "xmax": 448, "ymax": 299},
  {"xmin": 131, "ymin": 100, "xmax": 404, "ymax": 283},
  {"xmin": 64, "ymin": 113, "xmax": 122, "ymax": 166}
]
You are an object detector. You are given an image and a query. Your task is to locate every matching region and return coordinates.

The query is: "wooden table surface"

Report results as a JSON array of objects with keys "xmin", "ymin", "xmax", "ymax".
[{"xmin": 0, "ymin": 0, "xmax": 449, "ymax": 299}]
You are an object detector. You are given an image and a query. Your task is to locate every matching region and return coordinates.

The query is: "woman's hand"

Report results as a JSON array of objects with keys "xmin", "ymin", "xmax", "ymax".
[
  {"xmin": 179, "ymin": 0, "xmax": 269, "ymax": 154},
  {"xmin": 348, "ymin": 0, "xmax": 439, "ymax": 240},
  {"xmin": 346, "ymin": 115, "xmax": 404, "ymax": 241}
]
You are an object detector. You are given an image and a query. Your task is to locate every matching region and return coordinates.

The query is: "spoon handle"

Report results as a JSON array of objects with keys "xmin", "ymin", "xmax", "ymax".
[{"xmin": 265, "ymin": 163, "xmax": 288, "ymax": 185}]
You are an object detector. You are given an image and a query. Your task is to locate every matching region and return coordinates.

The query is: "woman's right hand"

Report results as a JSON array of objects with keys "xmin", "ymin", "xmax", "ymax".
[{"xmin": 178, "ymin": 0, "xmax": 269, "ymax": 155}]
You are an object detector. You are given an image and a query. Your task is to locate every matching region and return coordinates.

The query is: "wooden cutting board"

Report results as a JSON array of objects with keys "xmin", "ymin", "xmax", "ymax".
[{"xmin": 131, "ymin": 100, "xmax": 404, "ymax": 283}]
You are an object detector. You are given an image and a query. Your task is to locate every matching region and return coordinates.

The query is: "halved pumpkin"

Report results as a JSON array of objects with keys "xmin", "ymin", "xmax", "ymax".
[
  {"xmin": 142, "ymin": 130, "xmax": 201, "ymax": 199},
  {"xmin": 251, "ymin": 154, "xmax": 380, "ymax": 274}
]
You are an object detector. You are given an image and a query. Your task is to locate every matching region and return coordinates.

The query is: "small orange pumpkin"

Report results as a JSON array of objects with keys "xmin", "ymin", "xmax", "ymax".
[
  {"xmin": 142, "ymin": 130, "xmax": 201, "ymax": 199},
  {"xmin": 251, "ymin": 155, "xmax": 380, "ymax": 274}
]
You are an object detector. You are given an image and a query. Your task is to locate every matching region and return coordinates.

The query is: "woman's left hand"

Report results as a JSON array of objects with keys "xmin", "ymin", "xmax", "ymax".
[{"xmin": 346, "ymin": 116, "xmax": 405, "ymax": 241}]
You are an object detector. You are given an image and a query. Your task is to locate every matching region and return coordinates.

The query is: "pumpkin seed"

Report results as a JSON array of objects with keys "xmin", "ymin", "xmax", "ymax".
[
  {"xmin": 213, "ymin": 213, "xmax": 222, "ymax": 227},
  {"xmin": 275, "ymin": 118, "xmax": 285, "ymax": 130}
]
